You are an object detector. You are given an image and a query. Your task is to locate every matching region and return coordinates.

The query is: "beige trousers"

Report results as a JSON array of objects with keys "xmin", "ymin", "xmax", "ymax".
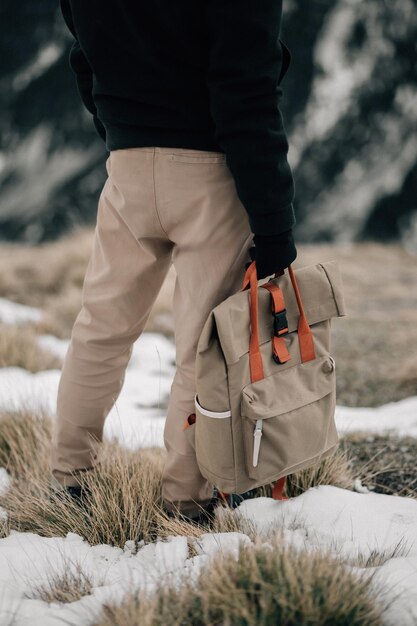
[{"xmin": 50, "ymin": 146, "xmax": 254, "ymax": 515}]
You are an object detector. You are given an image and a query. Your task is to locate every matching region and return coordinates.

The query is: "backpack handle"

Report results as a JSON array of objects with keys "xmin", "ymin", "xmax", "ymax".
[{"xmin": 241, "ymin": 261, "xmax": 316, "ymax": 383}]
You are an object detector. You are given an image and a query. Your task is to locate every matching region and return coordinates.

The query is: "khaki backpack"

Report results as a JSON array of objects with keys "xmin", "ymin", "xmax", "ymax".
[{"xmin": 184, "ymin": 259, "xmax": 347, "ymax": 500}]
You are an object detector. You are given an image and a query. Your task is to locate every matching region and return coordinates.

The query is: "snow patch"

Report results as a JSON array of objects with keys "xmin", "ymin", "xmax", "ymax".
[{"xmin": 0, "ymin": 298, "xmax": 43, "ymax": 325}]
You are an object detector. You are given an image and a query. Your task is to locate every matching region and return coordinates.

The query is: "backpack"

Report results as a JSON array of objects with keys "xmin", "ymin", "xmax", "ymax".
[{"xmin": 184, "ymin": 259, "xmax": 347, "ymax": 500}]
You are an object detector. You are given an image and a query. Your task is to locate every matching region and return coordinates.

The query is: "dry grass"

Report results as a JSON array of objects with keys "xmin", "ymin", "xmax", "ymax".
[
  {"xmin": 284, "ymin": 447, "xmax": 354, "ymax": 498},
  {"xmin": 0, "ymin": 323, "xmax": 61, "ymax": 371},
  {"xmin": 28, "ymin": 562, "xmax": 94, "ymax": 604},
  {"xmin": 0, "ymin": 227, "xmax": 92, "ymax": 303},
  {"xmin": 1, "ymin": 233, "xmax": 416, "ymax": 405},
  {"xmin": 0, "ymin": 409, "xmax": 52, "ymax": 478},
  {"xmin": 0, "ymin": 410, "xmax": 356, "ymax": 548},
  {"xmin": 341, "ymin": 433, "xmax": 417, "ymax": 498},
  {"xmin": 96, "ymin": 535, "xmax": 385, "ymax": 626},
  {"xmin": 299, "ymin": 242, "xmax": 417, "ymax": 406},
  {"xmin": 0, "ymin": 413, "xmax": 395, "ymax": 624},
  {"xmin": 353, "ymin": 537, "xmax": 411, "ymax": 568},
  {"xmin": 0, "ymin": 515, "xmax": 9, "ymax": 539},
  {"xmin": 0, "ymin": 408, "xmax": 224, "ymax": 545},
  {"xmin": 1, "ymin": 442, "xmax": 166, "ymax": 547},
  {"xmin": 0, "ymin": 235, "xmax": 412, "ymax": 623},
  {"xmin": 0, "ymin": 226, "xmax": 175, "ymax": 338}
]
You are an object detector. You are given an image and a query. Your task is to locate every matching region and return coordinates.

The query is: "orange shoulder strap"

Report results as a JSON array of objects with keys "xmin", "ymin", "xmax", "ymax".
[{"xmin": 241, "ymin": 261, "xmax": 316, "ymax": 368}]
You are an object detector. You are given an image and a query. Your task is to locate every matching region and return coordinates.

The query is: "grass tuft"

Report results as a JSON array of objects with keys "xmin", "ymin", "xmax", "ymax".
[
  {"xmin": 96, "ymin": 535, "xmax": 385, "ymax": 626},
  {"xmin": 0, "ymin": 410, "xmax": 356, "ymax": 548},
  {"xmin": 28, "ymin": 562, "xmax": 94, "ymax": 604},
  {"xmin": 0, "ymin": 323, "xmax": 61, "ymax": 371}
]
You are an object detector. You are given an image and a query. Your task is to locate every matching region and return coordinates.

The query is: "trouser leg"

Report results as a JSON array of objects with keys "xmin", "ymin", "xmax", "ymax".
[
  {"xmin": 51, "ymin": 152, "xmax": 173, "ymax": 486},
  {"xmin": 159, "ymin": 154, "xmax": 254, "ymax": 514}
]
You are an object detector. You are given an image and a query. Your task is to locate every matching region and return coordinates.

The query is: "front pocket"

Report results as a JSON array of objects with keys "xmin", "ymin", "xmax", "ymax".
[
  {"xmin": 194, "ymin": 394, "xmax": 235, "ymax": 481},
  {"xmin": 241, "ymin": 354, "xmax": 339, "ymax": 482}
]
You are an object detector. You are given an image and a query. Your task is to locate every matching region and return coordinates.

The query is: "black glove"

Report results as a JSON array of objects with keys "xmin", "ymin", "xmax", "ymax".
[{"xmin": 248, "ymin": 229, "xmax": 297, "ymax": 280}]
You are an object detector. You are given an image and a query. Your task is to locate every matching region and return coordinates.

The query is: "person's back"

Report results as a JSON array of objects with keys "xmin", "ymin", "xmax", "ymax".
[
  {"xmin": 61, "ymin": 0, "xmax": 297, "ymax": 266},
  {"xmin": 51, "ymin": 0, "xmax": 299, "ymax": 521},
  {"xmin": 64, "ymin": 1, "xmax": 219, "ymax": 151}
]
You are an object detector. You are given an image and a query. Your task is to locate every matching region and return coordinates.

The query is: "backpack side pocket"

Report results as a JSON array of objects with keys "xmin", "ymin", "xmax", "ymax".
[{"xmin": 194, "ymin": 394, "xmax": 235, "ymax": 482}]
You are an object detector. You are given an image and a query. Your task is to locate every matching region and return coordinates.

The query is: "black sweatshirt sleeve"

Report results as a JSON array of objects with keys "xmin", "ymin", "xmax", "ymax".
[
  {"xmin": 60, "ymin": 0, "xmax": 107, "ymax": 143},
  {"xmin": 205, "ymin": 0, "xmax": 296, "ymax": 236}
]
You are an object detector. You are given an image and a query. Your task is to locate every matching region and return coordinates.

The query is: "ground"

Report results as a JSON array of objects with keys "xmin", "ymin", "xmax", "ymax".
[{"xmin": 0, "ymin": 229, "xmax": 416, "ymax": 626}]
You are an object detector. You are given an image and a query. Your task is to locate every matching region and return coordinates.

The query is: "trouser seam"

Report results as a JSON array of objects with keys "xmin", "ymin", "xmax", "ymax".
[{"xmin": 152, "ymin": 149, "xmax": 170, "ymax": 237}]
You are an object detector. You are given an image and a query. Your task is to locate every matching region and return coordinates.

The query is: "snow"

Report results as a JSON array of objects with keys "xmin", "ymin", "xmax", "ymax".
[
  {"xmin": 0, "ymin": 298, "xmax": 43, "ymax": 325},
  {"xmin": 0, "ymin": 531, "xmax": 194, "ymax": 625},
  {"xmin": 0, "ymin": 320, "xmax": 415, "ymax": 442},
  {"xmin": 335, "ymin": 396, "xmax": 417, "ymax": 438},
  {"xmin": 0, "ymin": 527, "xmax": 252, "ymax": 626},
  {"xmin": 0, "ymin": 332, "xmax": 175, "ymax": 449},
  {"xmin": 1, "ymin": 296, "xmax": 416, "ymax": 442},
  {"xmin": 236, "ymin": 487, "xmax": 417, "ymax": 626},
  {"xmin": 1, "ymin": 296, "xmax": 417, "ymax": 624},
  {"xmin": 0, "ymin": 470, "xmax": 11, "ymax": 497},
  {"xmin": 0, "ymin": 488, "xmax": 416, "ymax": 625}
]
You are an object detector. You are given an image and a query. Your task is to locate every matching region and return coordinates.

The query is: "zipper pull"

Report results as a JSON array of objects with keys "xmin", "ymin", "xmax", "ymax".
[{"xmin": 253, "ymin": 419, "xmax": 263, "ymax": 467}]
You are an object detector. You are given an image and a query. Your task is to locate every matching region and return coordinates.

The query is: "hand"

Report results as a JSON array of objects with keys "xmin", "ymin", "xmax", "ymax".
[{"xmin": 247, "ymin": 229, "xmax": 297, "ymax": 280}]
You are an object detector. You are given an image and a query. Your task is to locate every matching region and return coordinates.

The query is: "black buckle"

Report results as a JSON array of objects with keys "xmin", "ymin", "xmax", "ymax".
[{"xmin": 273, "ymin": 309, "xmax": 288, "ymax": 336}]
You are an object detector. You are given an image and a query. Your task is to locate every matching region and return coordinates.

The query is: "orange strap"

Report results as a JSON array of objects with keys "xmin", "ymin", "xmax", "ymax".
[
  {"xmin": 182, "ymin": 412, "xmax": 196, "ymax": 431},
  {"xmin": 241, "ymin": 261, "xmax": 265, "ymax": 383},
  {"xmin": 261, "ymin": 282, "xmax": 291, "ymax": 364},
  {"xmin": 241, "ymin": 261, "xmax": 316, "ymax": 368},
  {"xmin": 272, "ymin": 476, "xmax": 288, "ymax": 500},
  {"xmin": 288, "ymin": 265, "xmax": 316, "ymax": 362},
  {"xmin": 217, "ymin": 490, "xmax": 230, "ymax": 504}
]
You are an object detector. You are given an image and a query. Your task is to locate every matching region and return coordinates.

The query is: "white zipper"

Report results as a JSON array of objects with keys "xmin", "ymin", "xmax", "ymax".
[{"xmin": 252, "ymin": 419, "xmax": 263, "ymax": 467}]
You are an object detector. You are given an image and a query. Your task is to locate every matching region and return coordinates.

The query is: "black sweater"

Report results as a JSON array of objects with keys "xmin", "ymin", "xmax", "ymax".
[{"xmin": 60, "ymin": 0, "xmax": 296, "ymax": 247}]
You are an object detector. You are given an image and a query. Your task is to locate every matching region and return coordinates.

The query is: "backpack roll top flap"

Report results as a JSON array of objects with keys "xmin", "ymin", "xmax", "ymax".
[
  {"xmin": 240, "ymin": 353, "xmax": 339, "ymax": 483},
  {"xmin": 210, "ymin": 260, "xmax": 346, "ymax": 366}
]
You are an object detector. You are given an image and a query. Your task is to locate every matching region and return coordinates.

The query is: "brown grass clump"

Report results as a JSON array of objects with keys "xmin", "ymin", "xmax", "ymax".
[
  {"xmin": 0, "ymin": 409, "xmax": 210, "ymax": 546},
  {"xmin": 0, "ymin": 515, "xmax": 10, "ymax": 539},
  {"xmin": 0, "ymin": 410, "xmax": 357, "ymax": 548},
  {"xmin": 0, "ymin": 226, "xmax": 176, "ymax": 338},
  {"xmin": 1, "ymin": 441, "xmax": 167, "ymax": 547},
  {"xmin": 0, "ymin": 323, "xmax": 61, "ymax": 371},
  {"xmin": 28, "ymin": 562, "xmax": 94, "ymax": 604},
  {"xmin": 0, "ymin": 227, "xmax": 93, "ymax": 309},
  {"xmin": 341, "ymin": 433, "xmax": 417, "ymax": 498},
  {"xmin": 283, "ymin": 447, "xmax": 354, "ymax": 498},
  {"xmin": 0, "ymin": 409, "xmax": 52, "ymax": 478},
  {"xmin": 96, "ymin": 535, "xmax": 385, "ymax": 626}
]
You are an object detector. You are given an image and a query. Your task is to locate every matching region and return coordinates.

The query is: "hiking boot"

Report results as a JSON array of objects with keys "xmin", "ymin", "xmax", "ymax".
[
  {"xmin": 216, "ymin": 487, "xmax": 260, "ymax": 509},
  {"xmin": 163, "ymin": 490, "xmax": 220, "ymax": 528},
  {"xmin": 48, "ymin": 475, "xmax": 90, "ymax": 505},
  {"xmin": 163, "ymin": 487, "xmax": 260, "ymax": 528}
]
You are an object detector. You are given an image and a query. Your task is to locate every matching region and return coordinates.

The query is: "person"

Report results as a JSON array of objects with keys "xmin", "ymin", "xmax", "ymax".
[{"xmin": 50, "ymin": 0, "xmax": 297, "ymax": 524}]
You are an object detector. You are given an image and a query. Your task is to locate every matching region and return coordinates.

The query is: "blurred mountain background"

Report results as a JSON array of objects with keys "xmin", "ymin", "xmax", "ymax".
[{"xmin": 1, "ymin": 0, "xmax": 416, "ymax": 246}]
